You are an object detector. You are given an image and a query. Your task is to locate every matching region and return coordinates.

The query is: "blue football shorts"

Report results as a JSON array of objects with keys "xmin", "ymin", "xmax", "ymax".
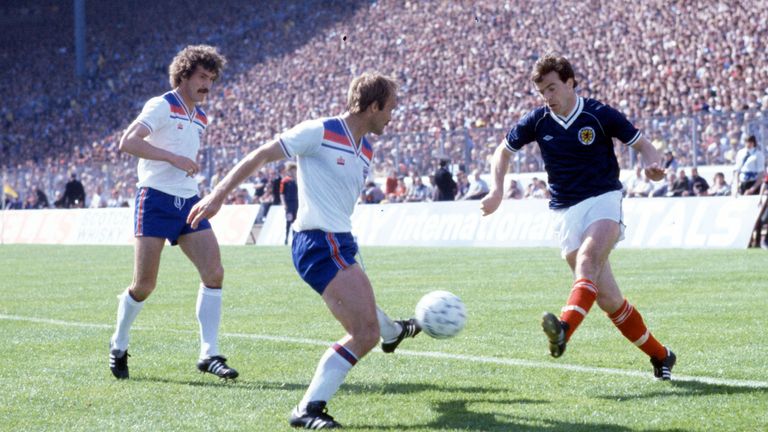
[
  {"xmin": 133, "ymin": 187, "xmax": 211, "ymax": 245},
  {"xmin": 292, "ymin": 230, "xmax": 358, "ymax": 294}
]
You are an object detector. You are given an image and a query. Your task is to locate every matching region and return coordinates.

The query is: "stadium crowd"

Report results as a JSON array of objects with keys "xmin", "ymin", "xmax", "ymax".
[{"xmin": 2, "ymin": 0, "xmax": 768, "ymax": 209}]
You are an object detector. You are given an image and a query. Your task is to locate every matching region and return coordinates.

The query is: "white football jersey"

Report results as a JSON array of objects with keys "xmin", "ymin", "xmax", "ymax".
[
  {"xmin": 278, "ymin": 116, "xmax": 373, "ymax": 233},
  {"xmin": 133, "ymin": 90, "xmax": 208, "ymax": 198}
]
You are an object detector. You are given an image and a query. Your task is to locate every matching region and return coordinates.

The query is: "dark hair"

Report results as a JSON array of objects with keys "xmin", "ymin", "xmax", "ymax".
[
  {"xmin": 347, "ymin": 72, "xmax": 398, "ymax": 114},
  {"xmin": 168, "ymin": 45, "xmax": 227, "ymax": 88},
  {"xmin": 746, "ymin": 135, "xmax": 757, "ymax": 145},
  {"xmin": 531, "ymin": 53, "xmax": 578, "ymax": 88}
]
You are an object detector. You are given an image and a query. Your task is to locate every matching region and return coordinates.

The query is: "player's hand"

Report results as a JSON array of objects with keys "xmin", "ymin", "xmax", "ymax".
[
  {"xmin": 187, "ymin": 194, "xmax": 223, "ymax": 229},
  {"xmin": 644, "ymin": 163, "xmax": 664, "ymax": 182},
  {"xmin": 170, "ymin": 155, "xmax": 200, "ymax": 177},
  {"xmin": 480, "ymin": 190, "xmax": 503, "ymax": 216}
]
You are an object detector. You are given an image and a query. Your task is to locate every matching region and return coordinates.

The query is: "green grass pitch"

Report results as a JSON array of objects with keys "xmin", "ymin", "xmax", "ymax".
[{"xmin": 1, "ymin": 244, "xmax": 766, "ymax": 431}]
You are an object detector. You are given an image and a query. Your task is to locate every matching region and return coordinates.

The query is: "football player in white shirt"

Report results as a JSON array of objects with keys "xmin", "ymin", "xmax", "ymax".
[
  {"xmin": 109, "ymin": 45, "xmax": 238, "ymax": 381},
  {"xmin": 188, "ymin": 72, "xmax": 420, "ymax": 429}
]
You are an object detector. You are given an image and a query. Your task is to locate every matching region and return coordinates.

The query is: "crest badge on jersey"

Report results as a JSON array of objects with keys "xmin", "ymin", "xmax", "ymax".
[
  {"xmin": 336, "ymin": 156, "xmax": 345, "ymax": 166},
  {"xmin": 578, "ymin": 126, "xmax": 595, "ymax": 146}
]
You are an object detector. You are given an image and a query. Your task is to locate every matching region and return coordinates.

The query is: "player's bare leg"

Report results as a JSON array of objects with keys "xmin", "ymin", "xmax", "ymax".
[
  {"xmin": 542, "ymin": 219, "xmax": 617, "ymax": 357},
  {"xmin": 290, "ymin": 264, "xmax": 378, "ymax": 429},
  {"xmin": 178, "ymin": 229, "xmax": 237, "ymax": 380},
  {"xmin": 109, "ymin": 236, "xmax": 164, "ymax": 379},
  {"xmin": 598, "ymin": 261, "xmax": 676, "ymax": 379}
]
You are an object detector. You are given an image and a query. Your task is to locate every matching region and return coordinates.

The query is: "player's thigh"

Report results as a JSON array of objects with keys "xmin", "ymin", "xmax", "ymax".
[
  {"xmin": 579, "ymin": 219, "xmax": 620, "ymax": 265},
  {"xmin": 322, "ymin": 264, "xmax": 379, "ymax": 337},
  {"xmin": 132, "ymin": 236, "xmax": 166, "ymax": 296},
  {"xmin": 177, "ymin": 228, "xmax": 223, "ymax": 285}
]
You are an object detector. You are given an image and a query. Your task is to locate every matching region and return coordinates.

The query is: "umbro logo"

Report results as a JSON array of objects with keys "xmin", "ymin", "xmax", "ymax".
[
  {"xmin": 177, "ymin": 123, "xmax": 184, "ymax": 130},
  {"xmin": 543, "ymin": 135, "xmax": 553, "ymax": 141},
  {"xmin": 337, "ymin": 157, "xmax": 345, "ymax": 165}
]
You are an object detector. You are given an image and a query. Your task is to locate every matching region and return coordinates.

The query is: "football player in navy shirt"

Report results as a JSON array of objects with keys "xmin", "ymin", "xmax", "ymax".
[{"xmin": 482, "ymin": 54, "xmax": 676, "ymax": 380}]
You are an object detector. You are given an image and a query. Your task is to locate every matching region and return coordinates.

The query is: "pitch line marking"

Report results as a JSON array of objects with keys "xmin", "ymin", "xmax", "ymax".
[{"xmin": 3, "ymin": 313, "xmax": 767, "ymax": 389}]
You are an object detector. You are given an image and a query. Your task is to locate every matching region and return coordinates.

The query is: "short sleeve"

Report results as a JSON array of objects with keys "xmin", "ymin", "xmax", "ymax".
[
  {"xmin": 278, "ymin": 119, "xmax": 324, "ymax": 158},
  {"xmin": 134, "ymin": 96, "xmax": 169, "ymax": 134},
  {"xmin": 505, "ymin": 110, "xmax": 538, "ymax": 152},
  {"xmin": 602, "ymin": 105, "xmax": 641, "ymax": 145}
]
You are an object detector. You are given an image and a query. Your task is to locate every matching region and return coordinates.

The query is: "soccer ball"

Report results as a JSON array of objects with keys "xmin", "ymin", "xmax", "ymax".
[{"xmin": 414, "ymin": 290, "xmax": 466, "ymax": 339}]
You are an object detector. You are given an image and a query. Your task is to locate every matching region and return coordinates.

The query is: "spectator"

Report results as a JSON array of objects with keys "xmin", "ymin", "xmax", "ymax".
[
  {"xmin": 454, "ymin": 170, "xmax": 470, "ymax": 200},
  {"xmin": 758, "ymin": 174, "xmax": 768, "ymax": 249},
  {"xmin": 35, "ymin": 187, "xmax": 50, "ymax": 209},
  {"xmin": 709, "ymin": 172, "xmax": 731, "ymax": 196},
  {"xmin": 672, "ymin": 169, "xmax": 690, "ymax": 197},
  {"xmin": 405, "ymin": 175, "xmax": 430, "ymax": 202},
  {"xmin": 433, "ymin": 159, "xmax": 456, "ymax": 201},
  {"xmin": 626, "ymin": 169, "xmax": 654, "ymax": 198},
  {"xmin": 392, "ymin": 177, "xmax": 408, "ymax": 202},
  {"xmin": 652, "ymin": 172, "xmax": 677, "ymax": 197},
  {"xmin": 361, "ymin": 181, "xmax": 385, "ymax": 204},
  {"xmin": 269, "ymin": 168, "xmax": 282, "ymax": 206},
  {"xmin": 689, "ymin": 167, "xmax": 709, "ymax": 196},
  {"xmin": 57, "ymin": 173, "xmax": 86, "ymax": 208},
  {"xmin": 254, "ymin": 181, "xmax": 275, "ymax": 224},
  {"xmin": 106, "ymin": 188, "xmax": 124, "ymax": 207},
  {"xmin": 624, "ymin": 166, "xmax": 646, "ymax": 197},
  {"xmin": 733, "ymin": 135, "xmax": 765, "ymax": 195},
  {"xmin": 662, "ymin": 150, "xmax": 678, "ymax": 174},
  {"xmin": 384, "ymin": 170, "xmax": 398, "ymax": 197},
  {"xmin": 525, "ymin": 177, "xmax": 550, "ymax": 199},
  {"xmin": 504, "ymin": 178, "xmax": 523, "ymax": 200},
  {"xmin": 280, "ymin": 162, "xmax": 299, "ymax": 245},
  {"xmin": 90, "ymin": 186, "xmax": 107, "ymax": 208},
  {"xmin": 462, "ymin": 169, "xmax": 490, "ymax": 200},
  {"xmin": 5, "ymin": 1, "xmax": 768, "ymax": 202}
]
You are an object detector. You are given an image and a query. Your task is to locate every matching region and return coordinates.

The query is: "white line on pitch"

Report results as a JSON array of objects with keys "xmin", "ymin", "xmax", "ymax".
[{"xmin": 3, "ymin": 313, "xmax": 767, "ymax": 389}]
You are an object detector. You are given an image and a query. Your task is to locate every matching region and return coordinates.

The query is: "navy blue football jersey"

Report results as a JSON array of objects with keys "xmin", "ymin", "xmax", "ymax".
[{"xmin": 505, "ymin": 97, "xmax": 640, "ymax": 209}]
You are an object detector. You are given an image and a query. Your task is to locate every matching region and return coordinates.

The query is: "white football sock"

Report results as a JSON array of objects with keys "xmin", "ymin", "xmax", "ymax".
[
  {"xmin": 110, "ymin": 289, "xmax": 144, "ymax": 352},
  {"xmin": 299, "ymin": 343, "xmax": 358, "ymax": 411},
  {"xmin": 377, "ymin": 306, "xmax": 402, "ymax": 343},
  {"xmin": 196, "ymin": 284, "xmax": 222, "ymax": 359}
]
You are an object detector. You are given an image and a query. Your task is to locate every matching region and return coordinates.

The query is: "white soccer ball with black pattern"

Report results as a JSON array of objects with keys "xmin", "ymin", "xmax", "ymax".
[{"xmin": 414, "ymin": 290, "xmax": 466, "ymax": 339}]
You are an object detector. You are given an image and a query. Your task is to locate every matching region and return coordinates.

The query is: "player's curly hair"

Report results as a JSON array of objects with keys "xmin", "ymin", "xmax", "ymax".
[
  {"xmin": 531, "ymin": 53, "xmax": 578, "ymax": 88},
  {"xmin": 168, "ymin": 45, "xmax": 227, "ymax": 88},
  {"xmin": 347, "ymin": 72, "xmax": 398, "ymax": 114}
]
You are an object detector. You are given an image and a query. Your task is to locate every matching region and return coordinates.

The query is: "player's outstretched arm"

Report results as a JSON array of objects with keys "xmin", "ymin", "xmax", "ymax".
[
  {"xmin": 481, "ymin": 143, "xmax": 512, "ymax": 216},
  {"xmin": 630, "ymin": 136, "xmax": 664, "ymax": 182},
  {"xmin": 188, "ymin": 140, "xmax": 286, "ymax": 228}
]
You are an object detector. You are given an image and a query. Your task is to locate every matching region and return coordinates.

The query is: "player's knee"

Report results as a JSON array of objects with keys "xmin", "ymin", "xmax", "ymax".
[
  {"xmin": 576, "ymin": 251, "xmax": 602, "ymax": 277},
  {"xmin": 597, "ymin": 292, "xmax": 624, "ymax": 313},
  {"xmin": 353, "ymin": 320, "xmax": 380, "ymax": 353},
  {"xmin": 128, "ymin": 283, "xmax": 155, "ymax": 302},
  {"xmin": 203, "ymin": 265, "xmax": 224, "ymax": 287}
]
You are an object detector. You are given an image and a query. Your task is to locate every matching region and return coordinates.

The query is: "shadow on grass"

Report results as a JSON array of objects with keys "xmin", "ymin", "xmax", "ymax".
[
  {"xmin": 127, "ymin": 377, "xmax": 688, "ymax": 431},
  {"xmin": 351, "ymin": 398, "xmax": 687, "ymax": 432},
  {"xmin": 129, "ymin": 377, "xmax": 512, "ymax": 395},
  {"xmin": 595, "ymin": 378, "xmax": 767, "ymax": 401}
]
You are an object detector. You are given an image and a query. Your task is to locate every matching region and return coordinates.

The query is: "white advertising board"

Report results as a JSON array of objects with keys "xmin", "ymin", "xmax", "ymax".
[
  {"xmin": 0, "ymin": 205, "xmax": 261, "ymax": 246},
  {"xmin": 257, "ymin": 196, "xmax": 762, "ymax": 249}
]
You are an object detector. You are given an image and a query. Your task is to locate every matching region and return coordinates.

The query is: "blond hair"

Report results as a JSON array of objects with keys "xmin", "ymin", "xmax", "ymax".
[{"xmin": 346, "ymin": 72, "xmax": 398, "ymax": 114}]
